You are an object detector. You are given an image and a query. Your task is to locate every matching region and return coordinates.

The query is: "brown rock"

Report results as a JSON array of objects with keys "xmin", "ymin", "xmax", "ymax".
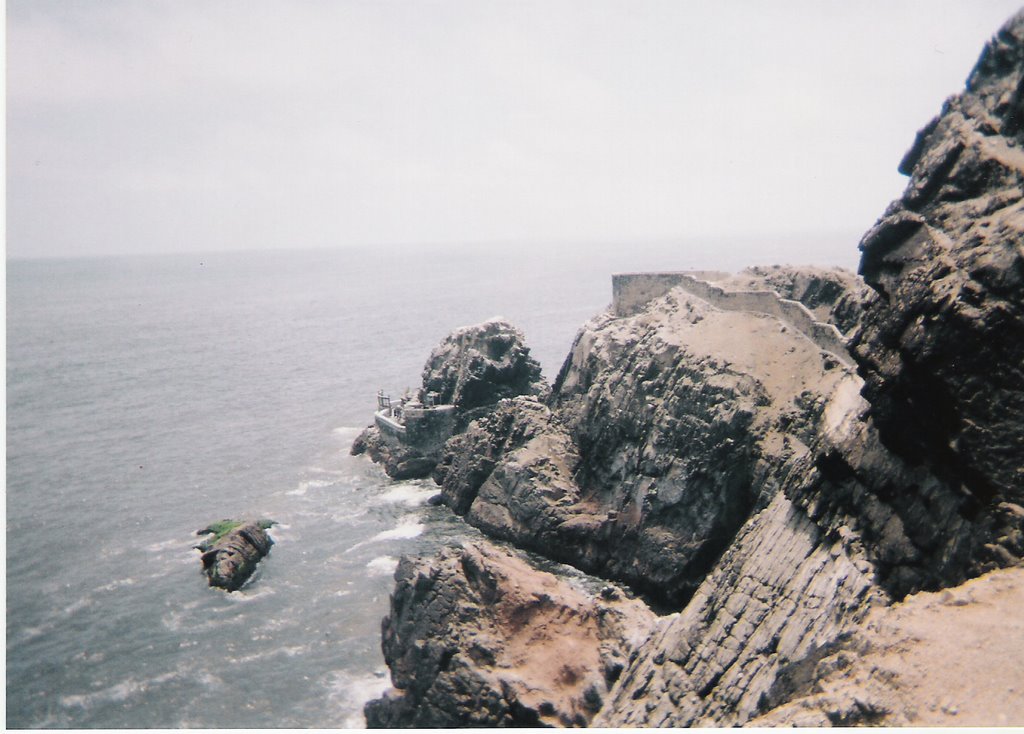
[
  {"xmin": 363, "ymin": 541, "xmax": 655, "ymax": 728},
  {"xmin": 195, "ymin": 519, "xmax": 274, "ymax": 592}
]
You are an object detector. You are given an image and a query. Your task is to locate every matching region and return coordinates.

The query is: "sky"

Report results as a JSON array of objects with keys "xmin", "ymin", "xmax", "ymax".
[{"xmin": 6, "ymin": 0, "xmax": 1024, "ymax": 259}]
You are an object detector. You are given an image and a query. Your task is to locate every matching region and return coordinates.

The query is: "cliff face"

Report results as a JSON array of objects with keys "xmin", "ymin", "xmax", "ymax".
[
  {"xmin": 365, "ymin": 12, "xmax": 1024, "ymax": 728},
  {"xmin": 367, "ymin": 268, "xmax": 874, "ymax": 727},
  {"xmin": 852, "ymin": 13, "xmax": 1024, "ymax": 576},
  {"xmin": 433, "ymin": 270, "xmax": 861, "ymax": 609}
]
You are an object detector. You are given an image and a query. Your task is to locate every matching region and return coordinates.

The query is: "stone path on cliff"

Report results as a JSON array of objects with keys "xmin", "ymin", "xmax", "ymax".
[{"xmin": 612, "ymin": 271, "xmax": 855, "ymax": 368}]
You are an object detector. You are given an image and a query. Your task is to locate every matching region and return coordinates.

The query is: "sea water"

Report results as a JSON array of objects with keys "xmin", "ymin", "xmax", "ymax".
[{"xmin": 6, "ymin": 238, "xmax": 856, "ymax": 728}]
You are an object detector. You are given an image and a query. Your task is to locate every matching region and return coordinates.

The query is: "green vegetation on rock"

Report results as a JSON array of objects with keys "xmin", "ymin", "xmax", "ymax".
[{"xmin": 198, "ymin": 519, "xmax": 243, "ymax": 542}]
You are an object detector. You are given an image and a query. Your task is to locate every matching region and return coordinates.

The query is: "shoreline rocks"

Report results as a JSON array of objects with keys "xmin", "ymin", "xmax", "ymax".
[
  {"xmin": 432, "ymin": 269, "xmax": 862, "ymax": 609},
  {"xmin": 364, "ymin": 541, "xmax": 655, "ymax": 728},
  {"xmin": 352, "ymin": 319, "xmax": 547, "ymax": 480}
]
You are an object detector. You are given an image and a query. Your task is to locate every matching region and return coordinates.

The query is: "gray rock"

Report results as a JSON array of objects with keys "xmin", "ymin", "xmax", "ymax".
[
  {"xmin": 350, "ymin": 425, "xmax": 439, "ymax": 480},
  {"xmin": 420, "ymin": 319, "xmax": 547, "ymax": 425},
  {"xmin": 434, "ymin": 273, "xmax": 859, "ymax": 608},
  {"xmin": 352, "ymin": 319, "xmax": 547, "ymax": 480},
  {"xmin": 846, "ymin": 9, "xmax": 1024, "ymax": 594}
]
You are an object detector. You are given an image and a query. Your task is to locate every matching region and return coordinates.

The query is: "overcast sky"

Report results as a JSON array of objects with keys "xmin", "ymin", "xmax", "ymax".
[{"xmin": 7, "ymin": 0, "xmax": 1023, "ymax": 259}]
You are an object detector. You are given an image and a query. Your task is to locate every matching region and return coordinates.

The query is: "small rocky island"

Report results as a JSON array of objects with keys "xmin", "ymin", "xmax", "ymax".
[
  {"xmin": 195, "ymin": 519, "xmax": 275, "ymax": 592},
  {"xmin": 357, "ymin": 12, "xmax": 1024, "ymax": 728}
]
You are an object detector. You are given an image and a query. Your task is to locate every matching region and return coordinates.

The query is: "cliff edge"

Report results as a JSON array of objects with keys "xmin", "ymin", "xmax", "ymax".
[{"xmin": 363, "ymin": 11, "xmax": 1024, "ymax": 728}]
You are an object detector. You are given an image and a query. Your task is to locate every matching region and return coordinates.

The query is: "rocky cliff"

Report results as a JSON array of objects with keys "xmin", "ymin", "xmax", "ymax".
[
  {"xmin": 851, "ymin": 12, "xmax": 1024, "ymax": 579},
  {"xmin": 433, "ymin": 270, "xmax": 864, "ymax": 610},
  {"xmin": 352, "ymin": 319, "xmax": 546, "ymax": 479},
  {"xmin": 364, "ymin": 12, "xmax": 1024, "ymax": 728}
]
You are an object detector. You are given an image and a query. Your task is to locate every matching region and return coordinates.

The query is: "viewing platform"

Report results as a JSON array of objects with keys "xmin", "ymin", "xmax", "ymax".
[{"xmin": 374, "ymin": 390, "xmax": 458, "ymax": 451}]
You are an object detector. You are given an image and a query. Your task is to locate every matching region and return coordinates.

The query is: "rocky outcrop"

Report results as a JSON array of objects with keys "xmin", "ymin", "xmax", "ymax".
[
  {"xmin": 595, "ymin": 490, "xmax": 882, "ymax": 727},
  {"xmin": 350, "ymin": 430, "xmax": 438, "ymax": 481},
  {"xmin": 433, "ymin": 272, "xmax": 860, "ymax": 608},
  {"xmin": 364, "ymin": 541, "xmax": 655, "ymax": 727},
  {"xmin": 851, "ymin": 10, "xmax": 1024, "ymax": 575},
  {"xmin": 420, "ymin": 319, "xmax": 548, "ymax": 430},
  {"xmin": 593, "ymin": 14, "xmax": 1024, "ymax": 725},
  {"xmin": 365, "ymin": 11, "xmax": 1024, "ymax": 728},
  {"xmin": 195, "ymin": 519, "xmax": 275, "ymax": 592},
  {"xmin": 352, "ymin": 319, "xmax": 546, "ymax": 479}
]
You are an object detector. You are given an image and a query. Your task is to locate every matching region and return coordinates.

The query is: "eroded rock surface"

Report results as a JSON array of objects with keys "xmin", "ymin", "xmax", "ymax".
[
  {"xmin": 851, "ymin": 10, "xmax": 1024, "ymax": 578},
  {"xmin": 420, "ymin": 319, "xmax": 547, "ymax": 429},
  {"xmin": 364, "ymin": 541, "xmax": 655, "ymax": 728},
  {"xmin": 352, "ymin": 319, "xmax": 546, "ymax": 479},
  {"xmin": 749, "ymin": 566, "xmax": 1024, "ymax": 727},
  {"xmin": 596, "ymin": 13, "xmax": 1024, "ymax": 725},
  {"xmin": 195, "ymin": 519, "xmax": 275, "ymax": 592},
  {"xmin": 434, "ymin": 272, "xmax": 860, "ymax": 608},
  {"xmin": 350, "ymin": 430, "xmax": 438, "ymax": 481},
  {"xmin": 596, "ymin": 491, "xmax": 881, "ymax": 727}
]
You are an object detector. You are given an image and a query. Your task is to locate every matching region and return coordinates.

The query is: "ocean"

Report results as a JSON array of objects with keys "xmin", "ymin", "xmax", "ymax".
[{"xmin": 6, "ymin": 238, "xmax": 857, "ymax": 728}]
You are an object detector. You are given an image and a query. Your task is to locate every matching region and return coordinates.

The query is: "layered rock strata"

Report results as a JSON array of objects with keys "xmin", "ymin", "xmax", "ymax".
[
  {"xmin": 749, "ymin": 565, "xmax": 1024, "ymax": 727},
  {"xmin": 851, "ymin": 11, "xmax": 1024, "ymax": 582}
]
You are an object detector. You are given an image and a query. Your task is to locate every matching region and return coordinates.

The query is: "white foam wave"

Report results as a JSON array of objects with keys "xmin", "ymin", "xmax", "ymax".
[
  {"xmin": 60, "ymin": 668, "xmax": 180, "ymax": 710},
  {"xmin": 344, "ymin": 516, "xmax": 424, "ymax": 553},
  {"xmin": 372, "ymin": 517, "xmax": 424, "ymax": 542},
  {"xmin": 96, "ymin": 577, "xmax": 137, "ymax": 593},
  {"xmin": 365, "ymin": 556, "xmax": 399, "ymax": 577},
  {"xmin": 328, "ymin": 507, "xmax": 369, "ymax": 523},
  {"xmin": 19, "ymin": 624, "xmax": 53, "ymax": 643},
  {"xmin": 380, "ymin": 483, "xmax": 438, "ymax": 506},
  {"xmin": 332, "ymin": 426, "xmax": 363, "ymax": 441},
  {"xmin": 308, "ymin": 465, "xmax": 347, "ymax": 476},
  {"xmin": 62, "ymin": 597, "xmax": 94, "ymax": 616},
  {"xmin": 324, "ymin": 669, "xmax": 392, "ymax": 728},
  {"xmin": 225, "ymin": 644, "xmax": 308, "ymax": 665},
  {"xmin": 145, "ymin": 537, "xmax": 186, "ymax": 553},
  {"xmin": 227, "ymin": 583, "xmax": 277, "ymax": 603},
  {"xmin": 286, "ymin": 478, "xmax": 336, "ymax": 496}
]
